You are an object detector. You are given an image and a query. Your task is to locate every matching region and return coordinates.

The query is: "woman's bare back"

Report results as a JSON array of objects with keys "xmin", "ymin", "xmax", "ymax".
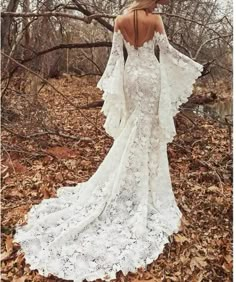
[{"xmin": 115, "ymin": 10, "xmax": 165, "ymax": 48}]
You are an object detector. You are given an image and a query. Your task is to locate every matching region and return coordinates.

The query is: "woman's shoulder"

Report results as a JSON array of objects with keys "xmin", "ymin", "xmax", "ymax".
[
  {"xmin": 114, "ymin": 14, "xmax": 125, "ymax": 26},
  {"xmin": 151, "ymin": 13, "xmax": 163, "ymax": 21},
  {"xmin": 114, "ymin": 14, "xmax": 124, "ymax": 31},
  {"xmin": 114, "ymin": 13, "xmax": 130, "ymax": 28},
  {"xmin": 114, "ymin": 11, "xmax": 163, "ymax": 30},
  {"xmin": 115, "ymin": 13, "xmax": 128, "ymax": 22},
  {"xmin": 115, "ymin": 11, "xmax": 161, "ymax": 19}
]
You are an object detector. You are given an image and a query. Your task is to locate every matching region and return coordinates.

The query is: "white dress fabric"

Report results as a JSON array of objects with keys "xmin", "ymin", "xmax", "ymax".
[{"xmin": 13, "ymin": 30, "xmax": 203, "ymax": 282}]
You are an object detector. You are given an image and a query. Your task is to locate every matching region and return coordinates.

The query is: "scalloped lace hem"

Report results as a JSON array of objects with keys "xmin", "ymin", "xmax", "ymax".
[{"xmin": 15, "ymin": 213, "xmax": 182, "ymax": 282}]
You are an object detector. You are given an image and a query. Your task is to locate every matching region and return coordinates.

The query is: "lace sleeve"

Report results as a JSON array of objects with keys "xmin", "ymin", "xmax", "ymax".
[
  {"xmin": 97, "ymin": 31, "xmax": 127, "ymax": 140},
  {"xmin": 155, "ymin": 32, "xmax": 204, "ymax": 143}
]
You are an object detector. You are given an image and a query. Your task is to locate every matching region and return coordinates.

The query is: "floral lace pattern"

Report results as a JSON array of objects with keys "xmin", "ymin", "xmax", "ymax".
[
  {"xmin": 154, "ymin": 31, "xmax": 203, "ymax": 143},
  {"xmin": 97, "ymin": 31, "xmax": 127, "ymax": 139},
  {"xmin": 13, "ymin": 29, "xmax": 203, "ymax": 282}
]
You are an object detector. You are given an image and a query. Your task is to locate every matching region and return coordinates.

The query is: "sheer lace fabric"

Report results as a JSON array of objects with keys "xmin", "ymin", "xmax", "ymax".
[{"xmin": 13, "ymin": 29, "xmax": 203, "ymax": 282}]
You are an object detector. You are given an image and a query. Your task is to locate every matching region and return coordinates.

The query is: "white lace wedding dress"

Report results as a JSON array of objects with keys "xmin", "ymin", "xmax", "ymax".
[{"xmin": 13, "ymin": 30, "xmax": 203, "ymax": 282}]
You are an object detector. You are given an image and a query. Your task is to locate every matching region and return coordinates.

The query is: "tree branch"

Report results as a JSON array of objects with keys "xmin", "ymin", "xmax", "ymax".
[
  {"xmin": 1, "ymin": 11, "xmax": 115, "ymax": 23},
  {"xmin": 1, "ymin": 10, "xmax": 232, "ymax": 41},
  {"xmin": 20, "ymin": 41, "xmax": 112, "ymax": 64},
  {"xmin": 1, "ymin": 51, "xmax": 106, "ymax": 136},
  {"xmin": 71, "ymin": 0, "xmax": 114, "ymax": 31}
]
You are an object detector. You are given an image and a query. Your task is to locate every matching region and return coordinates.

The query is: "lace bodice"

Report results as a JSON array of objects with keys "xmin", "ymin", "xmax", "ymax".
[
  {"xmin": 123, "ymin": 33, "xmax": 157, "ymax": 57},
  {"xmin": 97, "ymin": 29, "xmax": 203, "ymax": 142}
]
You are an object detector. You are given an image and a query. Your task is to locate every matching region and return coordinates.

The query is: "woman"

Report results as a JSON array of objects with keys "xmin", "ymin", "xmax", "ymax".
[{"xmin": 13, "ymin": 0, "xmax": 203, "ymax": 281}]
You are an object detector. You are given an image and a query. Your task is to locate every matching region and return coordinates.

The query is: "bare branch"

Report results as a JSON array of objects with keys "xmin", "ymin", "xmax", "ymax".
[
  {"xmin": 72, "ymin": 0, "xmax": 114, "ymax": 31},
  {"xmin": 1, "ymin": 41, "xmax": 111, "ymax": 81},
  {"xmin": 1, "ymin": 51, "xmax": 106, "ymax": 136},
  {"xmin": 194, "ymin": 34, "xmax": 232, "ymax": 59},
  {"xmin": 1, "ymin": 11, "xmax": 115, "ymax": 23},
  {"xmin": 1, "ymin": 11, "xmax": 232, "ymax": 42}
]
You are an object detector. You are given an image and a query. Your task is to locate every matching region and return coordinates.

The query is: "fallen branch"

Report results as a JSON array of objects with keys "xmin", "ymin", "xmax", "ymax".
[
  {"xmin": 79, "ymin": 100, "xmax": 104, "ymax": 109},
  {"xmin": 1, "ymin": 143, "xmax": 59, "ymax": 160},
  {"xmin": 1, "ymin": 124, "xmax": 91, "ymax": 141}
]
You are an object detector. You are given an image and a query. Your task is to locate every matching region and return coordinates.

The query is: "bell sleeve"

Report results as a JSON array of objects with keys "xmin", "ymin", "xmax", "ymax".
[
  {"xmin": 97, "ymin": 30, "xmax": 127, "ymax": 140},
  {"xmin": 155, "ymin": 32, "xmax": 204, "ymax": 143}
]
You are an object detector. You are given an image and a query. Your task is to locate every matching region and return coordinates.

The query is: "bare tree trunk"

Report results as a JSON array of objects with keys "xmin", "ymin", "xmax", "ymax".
[
  {"xmin": 22, "ymin": 0, "xmax": 30, "ymax": 59},
  {"xmin": 1, "ymin": 0, "xmax": 21, "ymax": 52}
]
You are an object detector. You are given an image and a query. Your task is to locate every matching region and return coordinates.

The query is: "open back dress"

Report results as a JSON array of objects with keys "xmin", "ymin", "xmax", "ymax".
[{"xmin": 13, "ymin": 11, "xmax": 203, "ymax": 282}]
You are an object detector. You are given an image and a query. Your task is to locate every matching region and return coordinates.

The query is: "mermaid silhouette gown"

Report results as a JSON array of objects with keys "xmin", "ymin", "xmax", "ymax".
[{"xmin": 13, "ymin": 29, "xmax": 203, "ymax": 281}]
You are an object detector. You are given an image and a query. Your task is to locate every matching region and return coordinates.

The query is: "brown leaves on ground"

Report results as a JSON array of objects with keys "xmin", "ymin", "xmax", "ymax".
[{"xmin": 1, "ymin": 75, "xmax": 232, "ymax": 282}]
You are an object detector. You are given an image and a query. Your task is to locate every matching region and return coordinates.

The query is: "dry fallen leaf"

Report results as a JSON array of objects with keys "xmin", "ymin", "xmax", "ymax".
[{"xmin": 174, "ymin": 234, "xmax": 190, "ymax": 243}]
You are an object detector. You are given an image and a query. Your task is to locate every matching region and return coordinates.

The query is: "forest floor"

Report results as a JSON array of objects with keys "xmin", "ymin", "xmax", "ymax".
[{"xmin": 1, "ymin": 75, "xmax": 233, "ymax": 282}]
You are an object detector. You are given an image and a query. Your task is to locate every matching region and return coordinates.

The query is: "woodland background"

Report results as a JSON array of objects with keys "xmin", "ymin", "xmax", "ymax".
[{"xmin": 1, "ymin": 0, "xmax": 233, "ymax": 281}]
